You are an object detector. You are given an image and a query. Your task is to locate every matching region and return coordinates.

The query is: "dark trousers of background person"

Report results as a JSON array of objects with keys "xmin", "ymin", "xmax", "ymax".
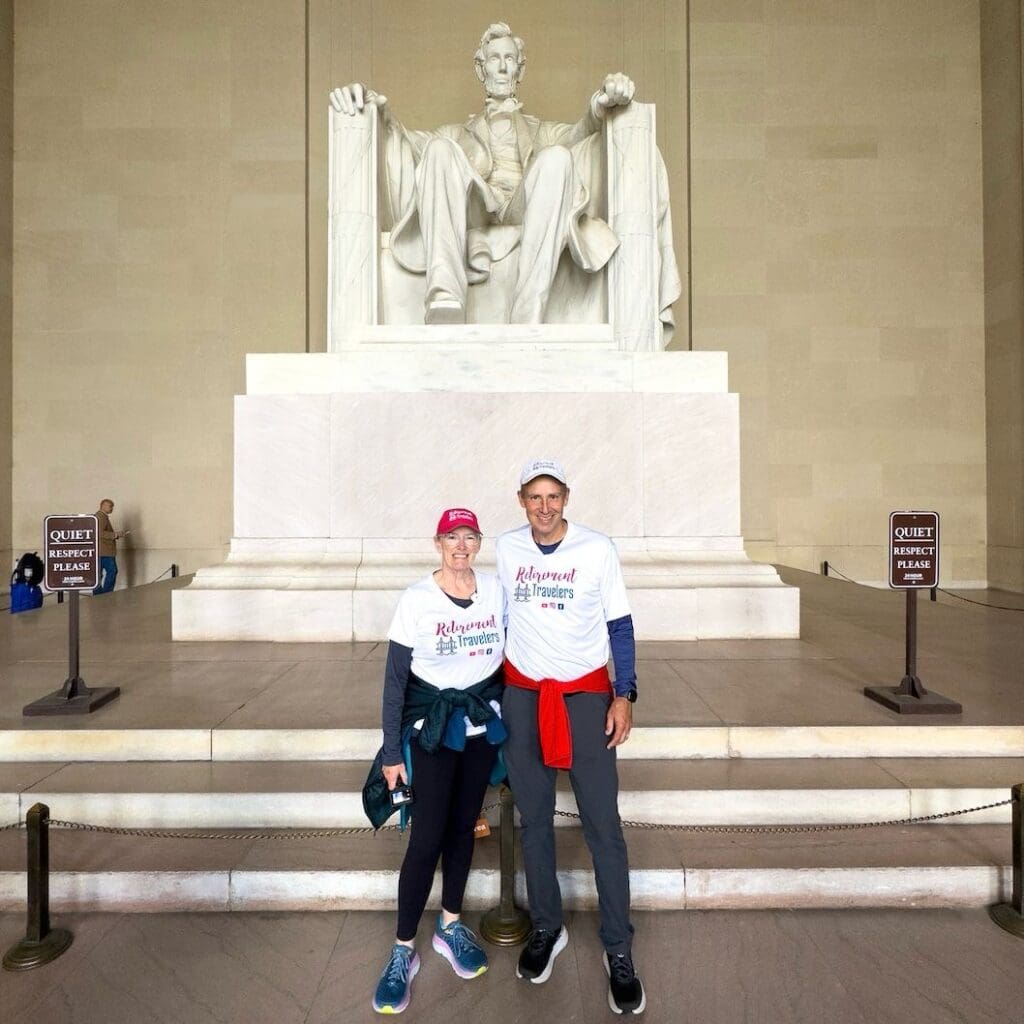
[
  {"xmin": 502, "ymin": 687, "xmax": 634, "ymax": 955},
  {"xmin": 396, "ymin": 734, "xmax": 498, "ymax": 941},
  {"xmin": 93, "ymin": 556, "xmax": 118, "ymax": 595}
]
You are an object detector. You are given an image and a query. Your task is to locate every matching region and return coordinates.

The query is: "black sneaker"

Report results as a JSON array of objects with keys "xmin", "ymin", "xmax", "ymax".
[
  {"xmin": 515, "ymin": 926, "xmax": 568, "ymax": 984},
  {"xmin": 603, "ymin": 951, "xmax": 646, "ymax": 1015}
]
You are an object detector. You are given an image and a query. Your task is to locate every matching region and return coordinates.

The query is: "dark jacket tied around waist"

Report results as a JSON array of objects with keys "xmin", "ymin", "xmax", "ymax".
[{"xmin": 362, "ymin": 667, "xmax": 506, "ymax": 830}]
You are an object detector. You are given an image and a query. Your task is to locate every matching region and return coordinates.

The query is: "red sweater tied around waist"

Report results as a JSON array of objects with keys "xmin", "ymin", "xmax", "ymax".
[{"xmin": 504, "ymin": 659, "xmax": 612, "ymax": 769}]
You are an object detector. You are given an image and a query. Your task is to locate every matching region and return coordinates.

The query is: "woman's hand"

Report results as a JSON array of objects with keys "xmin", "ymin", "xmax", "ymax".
[{"xmin": 382, "ymin": 762, "xmax": 408, "ymax": 790}]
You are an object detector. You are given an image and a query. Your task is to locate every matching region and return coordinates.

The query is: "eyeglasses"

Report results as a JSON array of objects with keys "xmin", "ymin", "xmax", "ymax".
[{"xmin": 440, "ymin": 533, "xmax": 482, "ymax": 546}]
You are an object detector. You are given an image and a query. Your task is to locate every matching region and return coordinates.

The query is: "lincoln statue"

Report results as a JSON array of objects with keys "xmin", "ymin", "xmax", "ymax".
[{"xmin": 330, "ymin": 21, "xmax": 677, "ymax": 329}]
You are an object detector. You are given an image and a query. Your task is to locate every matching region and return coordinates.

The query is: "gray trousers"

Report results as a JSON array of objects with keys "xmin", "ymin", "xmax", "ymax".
[{"xmin": 503, "ymin": 686, "xmax": 634, "ymax": 955}]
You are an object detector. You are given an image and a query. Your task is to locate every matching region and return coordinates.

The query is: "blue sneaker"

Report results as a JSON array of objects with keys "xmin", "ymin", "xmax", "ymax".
[
  {"xmin": 432, "ymin": 916, "xmax": 489, "ymax": 978},
  {"xmin": 372, "ymin": 944, "xmax": 420, "ymax": 1014}
]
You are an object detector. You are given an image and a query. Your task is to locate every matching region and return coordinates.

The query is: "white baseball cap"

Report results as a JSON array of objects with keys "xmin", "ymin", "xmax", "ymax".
[{"xmin": 520, "ymin": 458, "xmax": 568, "ymax": 487}]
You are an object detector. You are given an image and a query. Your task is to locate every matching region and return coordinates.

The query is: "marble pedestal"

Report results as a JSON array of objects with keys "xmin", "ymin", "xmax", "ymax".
[{"xmin": 171, "ymin": 334, "xmax": 798, "ymax": 641}]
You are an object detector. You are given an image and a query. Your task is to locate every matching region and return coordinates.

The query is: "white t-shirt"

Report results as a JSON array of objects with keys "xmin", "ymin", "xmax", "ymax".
[
  {"xmin": 387, "ymin": 570, "xmax": 506, "ymax": 736},
  {"xmin": 496, "ymin": 522, "xmax": 631, "ymax": 682}
]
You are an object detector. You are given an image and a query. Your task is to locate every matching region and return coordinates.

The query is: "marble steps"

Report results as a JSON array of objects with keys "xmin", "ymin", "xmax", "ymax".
[
  {"xmin": 5, "ymin": 724, "xmax": 1024, "ymax": 763},
  {"xmin": 0, "ymin": 819, "xmax": 1011, "ymax": 912},
  {"xmin": 0, "ymin": 758, "xmax": 1019, "ymax": 830}
]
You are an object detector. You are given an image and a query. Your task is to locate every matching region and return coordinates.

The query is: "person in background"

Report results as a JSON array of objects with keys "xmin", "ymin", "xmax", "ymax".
[
  {"xmin": 93, "ymin": 498, "xmax": 127, "ymax": 595},
  {"xmin": 370, "ymin": 507, "xmax": 507, "ymax": 1015}
]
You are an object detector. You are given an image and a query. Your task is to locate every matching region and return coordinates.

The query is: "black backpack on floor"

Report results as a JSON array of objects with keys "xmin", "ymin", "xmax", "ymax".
[{"xmin": 12, "ymin": 551, "xmax": 45, "ymax": 586}]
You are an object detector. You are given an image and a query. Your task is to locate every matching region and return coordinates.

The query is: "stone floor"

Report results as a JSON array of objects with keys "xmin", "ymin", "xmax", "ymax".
[
  {"xmin": 2, "ymin": 566, "xmax": 1023, "ymax": 733},
  {"xmin": 2, "ymin": 569, "xmax": 1024, "ymax": 1017},
  {"xmin": 3, "ymin": 907, "xmax": 1024, "ymax": 1023}
]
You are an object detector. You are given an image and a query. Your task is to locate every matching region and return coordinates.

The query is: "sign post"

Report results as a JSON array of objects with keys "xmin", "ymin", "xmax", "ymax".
[
  {"xmin": 864, "ymin": 511, "xmax": 961, "ymax": 715},
  {"xmin": 22, "ymin": 515, "xmax": 120, "ymax": 717}
]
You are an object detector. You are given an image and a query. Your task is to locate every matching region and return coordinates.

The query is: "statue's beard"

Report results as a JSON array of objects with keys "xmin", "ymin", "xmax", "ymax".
[{"xmin": 484, "ymin": 78, "xmax": 517, "ymax": 100}]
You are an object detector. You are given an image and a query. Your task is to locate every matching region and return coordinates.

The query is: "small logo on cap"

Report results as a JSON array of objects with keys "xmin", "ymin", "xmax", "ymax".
[
  {"xmin": 520, "ymin": 458, "xmax": 567, "ymax": 486},
  {"xmin": 435, "ymin": 507, "xmax": 482, "ymax": 537}
]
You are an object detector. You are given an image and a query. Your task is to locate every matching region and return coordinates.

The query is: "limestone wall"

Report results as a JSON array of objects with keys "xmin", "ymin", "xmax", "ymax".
[
  {"xmin": 10, "ymin": 1, "xmax": 307, "ymax": 586},
  {"xmin": 0, "ymin": 0, "xmax": 11, "ymax": 576},
  {"xmin": 982, "ymin": 0, "xmax": 1024, "ymax": 592},
  {"xmin": 690, "ymin": 0, "xmax": 987, "ymax": 585},
  {"xmin": 6, "ymin": 1, "xmax": 1005, "ymax": 590}
]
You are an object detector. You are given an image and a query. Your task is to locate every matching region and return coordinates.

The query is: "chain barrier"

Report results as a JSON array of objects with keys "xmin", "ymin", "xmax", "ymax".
[
  {"xmin": 822, "ymin": 564, "xmax": 863, "ymax": 587},
  {"xmin": 48, "ymin": 821, "xmax": 399, "ymax": 840},
  {"xmin": 556, "ymin": 797, "xmax": 1012, "ymax": 834},
  {"xmin": 3, "ymin": 797, "xmax": 1004, "ymax": 841},
  {"xmin": 146, "ymin": 565, "xmax": 178, "ymax": 586},
  {"xmin": 0, "ymin": 822, "xmax": 23, "ymax": 832},
  {"xmin": 39, "ymin": 801, "xmax": 503, "ymax": 842},
  {"xmin": 933, "ymin": 588, "xmax": 1024, "ymax": 613},
  {"xmin": 2, "ymin": 565, "xmax": 181, "ymax": 612},
  {"xmin": 824, "ymin": 561, "xmax": 1024, "ymax": 614}
]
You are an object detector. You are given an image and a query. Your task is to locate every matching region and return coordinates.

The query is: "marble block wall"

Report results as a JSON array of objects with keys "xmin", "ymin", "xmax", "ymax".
[
  {"xmin": 0, "ymin": 0, "xmax": 11, "ymax": 573},
  {"xmin": 5, "ymin": 1, "xmax": 1010, "ymax": 593},
  {"xmin": 689, "ymin": 0, "xmax": 989, "ymax": 586},
  {"xmin": 171, "ymin": 347, "xmax": 798, "ymax": 641},
  {"xmin": 9, "ymin": 0, "xmax": 307, "ymax": 584},
  {"xmin": 233, "ymin": 391, "xmax": 740, "ymax": 543},
  {"xmin": 982, "ymin": 0, "xmax": 1024, "ymax": 592}
]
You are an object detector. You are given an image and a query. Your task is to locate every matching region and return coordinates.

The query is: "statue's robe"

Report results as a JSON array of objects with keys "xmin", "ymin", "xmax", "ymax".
[{"xmin": 379, "ymin": 101, "xmax": 681, "ymax": 336}]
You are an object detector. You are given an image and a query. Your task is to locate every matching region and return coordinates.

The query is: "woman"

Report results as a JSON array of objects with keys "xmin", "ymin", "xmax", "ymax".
[{"xmin": 371, "ymin": 507, "xmax": 506, "ymax": 1015}]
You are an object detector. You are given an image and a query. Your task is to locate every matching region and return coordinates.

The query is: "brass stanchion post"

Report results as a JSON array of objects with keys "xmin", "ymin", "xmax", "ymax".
[
  {"xmin": 990, "ymin": 783, "xmax": 1024, "ymax": 938},
  {"xmin": 479, "ymin": 785, "xmax": 530, "ymax": 946},
  {"xmin": 3, "ymin": 803, "xmax": 73, "ymax": 971}
]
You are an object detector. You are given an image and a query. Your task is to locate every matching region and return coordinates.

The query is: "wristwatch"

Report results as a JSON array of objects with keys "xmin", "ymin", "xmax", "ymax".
[{"xmin": 617, "ymin": 688, "xmax": 638, "ymax": 703}]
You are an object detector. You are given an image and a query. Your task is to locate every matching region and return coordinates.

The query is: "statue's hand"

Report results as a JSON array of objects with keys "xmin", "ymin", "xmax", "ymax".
[
  {"xmin": 596, "ymin": 72, "xmax": 635, "ymax": 111},
  {"xmin": 329, "ymin": 84, "xmax": 390, "ymax": 124}
]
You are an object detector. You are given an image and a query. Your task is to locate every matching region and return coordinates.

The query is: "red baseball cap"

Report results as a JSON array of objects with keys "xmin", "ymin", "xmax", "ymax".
[{"xmin": 435, "ymin": 508, "xmax": 482, "ymax": 536}]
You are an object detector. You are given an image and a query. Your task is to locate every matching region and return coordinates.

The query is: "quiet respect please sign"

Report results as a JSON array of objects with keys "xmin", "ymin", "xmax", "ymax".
[
  {"xmin": 44, "ymin": 514, "xmax": 99, "ymax": 591},
  {"xmin": 889, "ymin": 511, "xmax": 939, "ymax": 589}
]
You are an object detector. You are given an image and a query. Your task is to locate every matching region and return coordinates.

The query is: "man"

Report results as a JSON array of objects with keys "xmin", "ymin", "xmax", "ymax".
[
  {"xmin": 330, "ymin": 23, "xmax": 640, "ymax": 325},
  {"xmin": 495, "ymin": 458, "xmax": 645, "ymax": 1016},
  {"xmin": 93, "ymin": 498, "xmax": 126, "ymax": 595}
]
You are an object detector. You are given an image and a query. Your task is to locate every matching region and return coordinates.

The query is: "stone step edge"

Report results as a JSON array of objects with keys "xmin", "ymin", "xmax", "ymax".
[
  {"xmin": 0, "ymin": 866, "xmax": 1009, "ymax": 913},
  {"xmin": 3, "ymin": 725, "xmax": 1024, "ymax": 762},
  {"xmin": 2, "ymin": 787, "xmax": 1012, "ymax": 829}
]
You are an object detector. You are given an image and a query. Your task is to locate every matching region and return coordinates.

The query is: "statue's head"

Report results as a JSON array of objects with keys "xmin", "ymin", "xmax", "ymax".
[{"xmin": 473, "ymin": 22, "xmax": 525, "ymax": 100}]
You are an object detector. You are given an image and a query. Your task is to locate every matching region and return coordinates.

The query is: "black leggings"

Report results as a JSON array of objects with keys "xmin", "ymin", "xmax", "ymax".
[{"xmin": 396, "ymin": 734, "xmax": 497, "ymax": 941}]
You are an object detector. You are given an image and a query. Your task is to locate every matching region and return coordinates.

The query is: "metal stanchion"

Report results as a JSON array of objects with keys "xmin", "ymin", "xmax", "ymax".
[
  {"xmin": 22, "ymin": 590, "xmax": 120, "ymax": 716},
  {"xmin": 170, "ymin": 564, "xmax": 180, "ymax": 578},
  {"xmin": 2, "ymin": 803, "xmax": 73, "ymax": 971},
  {"xmin": 864, "ymin": 588, "xmax": 961, "ymax": 714},
  {"xmin": 821, "ymin": 561, "xmax": 830, "ymax": 577},
  {"xmin": 479, "ymin": 785, "xmax": 530, "ymax": 946},
  {"xmin": 990, "ymin": 783, "xmax": 1024, "ymax": 938}
]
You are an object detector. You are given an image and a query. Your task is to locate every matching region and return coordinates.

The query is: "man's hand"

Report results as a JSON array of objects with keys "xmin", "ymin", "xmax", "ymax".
[
  {"xmin": 605, "ymin": 696, "xmax": 633, "ymax": 749},
  {"xmin": 382, "ymin": 762, "xmax": 407, "ymax": 789},
  {"xmin": 596, "ymin": 73, "xmax": 635, "ymax": 112},
  {"xmin": 330, "ymin": 84, "xmax": 390, "ymax": 125}
]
